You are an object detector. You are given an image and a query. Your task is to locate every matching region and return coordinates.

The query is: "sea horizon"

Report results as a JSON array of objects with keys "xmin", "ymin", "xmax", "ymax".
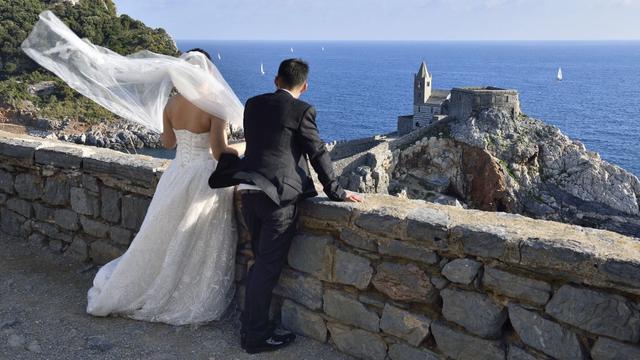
[{"xmin": 171, "ymin": 40, "xmax": 640, "ymax": 176}]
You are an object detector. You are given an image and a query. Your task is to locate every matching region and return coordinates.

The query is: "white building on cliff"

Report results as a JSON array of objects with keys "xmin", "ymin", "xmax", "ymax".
[{"xmin": 397, "ymin": 62, "xmax": 450, "ymax": 135}]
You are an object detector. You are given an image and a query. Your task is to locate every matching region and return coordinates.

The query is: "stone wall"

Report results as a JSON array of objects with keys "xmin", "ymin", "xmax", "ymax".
[
  {"xmin": 2, "ymin": 132, "xmax": 640, "ymax": 360},
  {"xmin": 449, "ymin": 87, "xmax": 521, "ymax": 121},
  {"xmin": 0, "ymin": 132, "xmax": 166, "ymax": 264}
]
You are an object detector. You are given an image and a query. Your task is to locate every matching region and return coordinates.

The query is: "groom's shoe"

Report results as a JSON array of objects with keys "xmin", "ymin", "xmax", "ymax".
[{"xmin": 243, "ymin": 332, "xmax": 296, "ymax": 354}]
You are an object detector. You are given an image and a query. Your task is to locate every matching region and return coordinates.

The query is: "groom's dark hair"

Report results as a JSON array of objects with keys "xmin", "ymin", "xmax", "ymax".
[
  {"xmin": 277, "ymin": 58, "xmax": 309, "ymax": 89},
  {"xmin": 187, "ymin": 48, "xmax": 212, "ymax": 61}
]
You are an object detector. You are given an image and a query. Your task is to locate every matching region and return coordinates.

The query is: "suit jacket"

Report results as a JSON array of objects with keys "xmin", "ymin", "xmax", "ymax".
[{"xmin": 209, "ymin": 89, "xmax": 346, "ymax": 205}]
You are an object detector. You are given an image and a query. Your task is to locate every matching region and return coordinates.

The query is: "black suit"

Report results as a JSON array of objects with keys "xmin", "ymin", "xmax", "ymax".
[{"xmin": 218, "ymin": 89, "xmax": 345, "ymax": 342}]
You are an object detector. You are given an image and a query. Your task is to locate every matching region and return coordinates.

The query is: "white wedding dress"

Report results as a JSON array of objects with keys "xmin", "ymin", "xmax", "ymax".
[
  {"xmin": 22, "ymin": 11, "xmax": 244, "ymax": 326},
  {"xmin": 86, "ymin": 130, "xmax": 237, "ymax": 325}
]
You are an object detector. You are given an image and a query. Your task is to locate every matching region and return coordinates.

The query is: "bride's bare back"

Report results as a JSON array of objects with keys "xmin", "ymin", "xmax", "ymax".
[{"xmin": 161, "ymin": 95, "xmax": 240, "ymax": 160}]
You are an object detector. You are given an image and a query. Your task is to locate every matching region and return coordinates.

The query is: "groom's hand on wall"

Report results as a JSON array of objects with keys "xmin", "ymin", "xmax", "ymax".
[{"xmin": 344, "ymin": 191, "xmax": 363, "ymax": 203}]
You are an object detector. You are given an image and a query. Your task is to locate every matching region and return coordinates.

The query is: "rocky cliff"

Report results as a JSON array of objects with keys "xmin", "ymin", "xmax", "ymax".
[{"xmin": 387, "ymin": 109, "xmax": 640, "ymax": 237}]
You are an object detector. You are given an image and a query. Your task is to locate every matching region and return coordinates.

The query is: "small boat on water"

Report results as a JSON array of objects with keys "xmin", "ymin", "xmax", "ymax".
[
  {"xmin": 557, "ymin": 67, "xmax": 563, "ymax": 81},
  {"xmin": 290, "ymin": 47, "xmax": 294, "ymax": 53},
  {"xmin": 321, "ymin": 46, "xmax": 325, "ymax": 51},
  {"xmin": 260, "ymin": 62, "xmax": 265, "ymax": 75},
  {"xmin": 217, "ymin": 52, "xmax": 221, "ymax": 60}
]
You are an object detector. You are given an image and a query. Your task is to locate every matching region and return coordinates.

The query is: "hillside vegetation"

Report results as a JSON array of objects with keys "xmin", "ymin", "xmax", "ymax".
[{"xmin": 0, "ymin": 0, "xmax": 179, "ymax": 124}]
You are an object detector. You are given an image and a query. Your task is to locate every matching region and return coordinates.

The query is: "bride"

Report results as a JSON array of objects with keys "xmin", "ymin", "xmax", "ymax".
[{"xmin": 22, "ymin": 11, "xmax": 244, "ymax": 325}]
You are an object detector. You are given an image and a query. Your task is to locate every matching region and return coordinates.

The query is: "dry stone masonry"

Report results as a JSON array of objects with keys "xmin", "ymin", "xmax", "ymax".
[{"xmin": 2, "ymin": 132, "xmax": 640, "ymax": 360}]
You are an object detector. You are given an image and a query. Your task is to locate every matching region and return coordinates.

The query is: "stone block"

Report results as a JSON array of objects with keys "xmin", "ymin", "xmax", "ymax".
[
  {"xmin": 452, "ymin": 222, "xmax": 509, "ymax": 259},
  {"xmin": 14, "ymin": 173, "xmax": 43, "ymax": 200},
  {"xmin": 274, "ymin": 269, "xmax": 324, "ymax": 310},
  {"xmin": 430, "ymin": 275, "xmax": 449, "ymax": 290},
  {"xmin": 0, "ymin": 208, "xmax": 25, "ymax": 236},
  {"xmin": 49, "ymin": 239, "xmax": 63, "ymax": 252},
  {"xmin": 333, "ymin": 249, "xmax": 373, "ymax": 289},
  {"xmin": 372, "ymin": 262, "xmax": 436, "ymax": 303},
  {"xmin": 83, "ymin": 151, "xmax": 165, "ymax": 186},
  {"xmin": 0, "ymin": 137, "xmax": 38, "ymax": 161},
  {"xmin": 121, "ymin": 195, "xmax": 151, "ymax": 230},
  {"xmin": 431, "ymin": 321, "xmax": 506, "ymax": 360},
  {"xmin": 90, "ymin": 241, "xmax": 124, "ymax": 265},
  {"xmin": 388, "ymin": 344, "xmax": 440, "ymax": 360},
  {"xmin": 327, "ymin": 323, "xmax": 387, "ymax": 360},
  {"xmin": 441, "ymin": 258, "xmax": 482, "ymax": 285},
  {"xmin": 509, "ymin": 304, "xmax": 585, "ymax": 360},
  {"xmin": 281, "ymin": 299, "xmax": 327, "ymax": 343},
  {"xmin": 28, "ymin": 233, "xmax": 47, "ymax": 247},
  {"xmin": 483, "ymin": 267, "xmax": 551, "ymax": 306},
  {"xmin": 67, "ymin": 236, "xmax": 89, "ymax": 261},
  {"xmin": 378, "ymin": 238, "xmax": 439, "ymax": 264},
  {"xmin": 80, "ymin": 216, "xmax": 109, "ymax": 238},
  {"xmin": 6, "ymin": 197, "xmax": 32, "ymax": 217},
  {"xmin": 507, "ymin": 345, "xmax": 538, "ymax": 360},
  {"xmin": 598, "ymin": 258, "xmax": 640, "ymax": 290},
  {"xmin": 355, "ymin": 207, "xmax": 405, "ymax": 237},
  {"xmin": 109, "ymin": 226, "xmax": 133, "ymax": 246},
  {"xmin": 545, "ymin": 284, "xmax": 640, "ymax": 342},
  {"xmin": 358, "ymin": 292, "xmax": 386, "ymax": 309},
  {"xmin": 323, "ymin": 289, "xmax": 380, "ymax": 332},
  {"xmin": 82, "ymin": 174, "xmax": 100, "ymax": 193},
  {"xmin": 33, "ymin": 203, "xmax": 55, "ymax": 222},
  {"xmin": 70, "ymin": 187, "xmax": 100, "ymax": 216},
  {"xmin": 340, "ymin": 228, "xmax": 377, "ymax": 251},
  {"xmin": 101, "ymin": 187, "xmax": 122, "ymax": 223},
  {"xmin": 380, "ymin": 304, "xmax": 431, "ymax": 346},
  {"xmin": 42, "ymin": 177, "xmax": 70, "ymax": 206},
  {"xmin": 405, "ymin": 207, "xmax": 450, "ymax": 248},
  {"xmin": 287, "ymin": 234, "xmax": 333, "ymax": 281},
  {"xmin": 54, "ymin": 209, "xmax": 79, "ymax": 231},
  {"xmin": 35, "ymin": 146, "xmax": 83, "ymax": 169},
  {"xmin": 590, "ymin": 337, "xmax": 640, "ymax": 360},
  {"xmin": 441, "ymin": 288, "xmax": 507, "ymax": 339},
  {"xmin": 0, "ymin": 169, "xmax": 14, "ymax": 193},
  {"xmin": 299, "ymin": 198, "xmax": 357, "ymax": 224}
]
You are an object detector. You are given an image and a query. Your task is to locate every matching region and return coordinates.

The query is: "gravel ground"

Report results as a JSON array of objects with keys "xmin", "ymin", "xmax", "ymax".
[{"xmin": 0, "ymin": 233, "xmax": 352, "ymax": 360}]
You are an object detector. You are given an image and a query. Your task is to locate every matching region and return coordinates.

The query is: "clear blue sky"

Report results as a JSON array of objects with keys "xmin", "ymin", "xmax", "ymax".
[{"xmin": 115, "ymin": 0, "xmax": 640, "ymax": 41}]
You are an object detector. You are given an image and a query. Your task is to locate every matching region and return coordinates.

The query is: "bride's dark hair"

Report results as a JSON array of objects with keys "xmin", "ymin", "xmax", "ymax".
[{"xmin": 187, "ymin": 48, "xmax": 212, "ymax": 61}]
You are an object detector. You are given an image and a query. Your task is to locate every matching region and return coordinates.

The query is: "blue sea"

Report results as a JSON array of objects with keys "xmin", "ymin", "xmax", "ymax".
[{"xmin": 177, "ymin": 40, "xmax": 640, "ymax": 176}]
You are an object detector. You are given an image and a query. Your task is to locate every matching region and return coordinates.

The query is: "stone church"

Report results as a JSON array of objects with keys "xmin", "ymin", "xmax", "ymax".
[{"xmin": 397, "ymin": 62, "xmax": 450, "ymax": 135}]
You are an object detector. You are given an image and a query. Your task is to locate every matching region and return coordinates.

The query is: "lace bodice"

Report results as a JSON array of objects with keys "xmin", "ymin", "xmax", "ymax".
[{"xmin": 174, "ymin": 129, "xmax": 216, "ymax": 167}]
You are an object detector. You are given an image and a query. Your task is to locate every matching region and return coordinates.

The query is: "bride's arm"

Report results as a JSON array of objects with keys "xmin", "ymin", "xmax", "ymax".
[
  {"xmin": 209, "ymin": 115, "xmax": 239, "ymax": 160},
  {"xmin": 161, "ymin": 106, "xmax": 177, "ymax": 149}
]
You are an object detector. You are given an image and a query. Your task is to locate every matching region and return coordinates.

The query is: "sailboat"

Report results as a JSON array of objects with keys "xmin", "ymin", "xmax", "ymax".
[
  {"xmin": 217, "ymin": 52, "xmax": 221, "ymax": 60},
  {"xmin": 321, "ymin": 46, "xmax": 325, "ymax": 52},
  {"xmin": 557, "ymin": 67, "xmax": 563, "ymax": 81},
  {"xmin": 290, "ymin": 47, "xmax": 294, "ymax": 53},
  {"xmin": 260, "ymin": 62, "xmax": 265, "ymax": 76}
]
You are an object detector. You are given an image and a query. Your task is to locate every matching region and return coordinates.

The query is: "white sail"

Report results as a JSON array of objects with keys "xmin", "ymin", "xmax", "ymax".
[
  {"xmin": 217, "ymin": 52, "xmax": 221, "ymax": 60},
  {"xmin": 290, "ymin": 47, "xmax": 294, "ymax": 53},
  {"xmin": 557, "ymin": 67, "xmax": 563, "ymax": 81},
  {"xmin": 260, "ymin": 62, "xmax": 265, "ymax": 75},
  {"xmin": 321, "ymin": 46, "xmax": 325, "ymax": 51}
]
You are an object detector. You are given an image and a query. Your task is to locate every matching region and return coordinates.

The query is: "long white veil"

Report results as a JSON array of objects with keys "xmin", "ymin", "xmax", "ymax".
[{"xmin": 21, "ymin": 11, "xmax": 243, "ymax": 133}]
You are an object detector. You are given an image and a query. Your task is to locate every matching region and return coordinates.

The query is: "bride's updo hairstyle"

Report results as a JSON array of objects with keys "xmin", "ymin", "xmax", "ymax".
[{"xmin": 187, "ymin": 48, "xmax": 212, "ymax": 61}]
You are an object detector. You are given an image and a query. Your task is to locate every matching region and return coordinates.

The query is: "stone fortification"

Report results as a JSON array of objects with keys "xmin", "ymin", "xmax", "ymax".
[
  {"xmin": 449, "ymin": 87, "xmax": 521, "ymax": 121},
  {"xmin": 1, "ymin": 132, "xmax": 640, "ymax": 360}
]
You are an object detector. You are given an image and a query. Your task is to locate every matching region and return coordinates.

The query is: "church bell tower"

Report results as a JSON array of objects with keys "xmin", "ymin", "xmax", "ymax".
[{"xmin": 414, "ymin": 61, "xmax": 432, "ymax": 110}]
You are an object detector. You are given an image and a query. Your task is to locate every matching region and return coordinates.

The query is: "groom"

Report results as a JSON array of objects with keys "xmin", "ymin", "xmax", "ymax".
[{"xmin": 229, "ymin": 59, "xmax": 361, "ymax": 353}]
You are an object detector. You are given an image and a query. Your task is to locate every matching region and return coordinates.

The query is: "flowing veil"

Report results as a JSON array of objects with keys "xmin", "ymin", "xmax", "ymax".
[{"xmin": 21, "ymin": 11, "xmax": 243, "ymax": 133}]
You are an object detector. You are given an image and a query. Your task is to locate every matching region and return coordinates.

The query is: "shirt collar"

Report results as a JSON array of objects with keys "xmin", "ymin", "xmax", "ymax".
[{"xmin": 278, "ymin": 88, "xmax": 296, "ymax": 98}]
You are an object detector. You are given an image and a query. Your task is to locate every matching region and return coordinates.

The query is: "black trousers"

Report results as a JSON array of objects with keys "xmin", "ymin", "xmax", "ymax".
[{"xmin": 240, "ymin": 191, "xmax": 298, "ymax": 342}]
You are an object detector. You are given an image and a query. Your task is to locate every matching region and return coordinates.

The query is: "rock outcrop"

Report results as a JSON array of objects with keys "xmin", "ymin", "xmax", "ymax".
[{"xmin": 390, "ymin": 109, "xmax": 640, "ymax": 237}]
